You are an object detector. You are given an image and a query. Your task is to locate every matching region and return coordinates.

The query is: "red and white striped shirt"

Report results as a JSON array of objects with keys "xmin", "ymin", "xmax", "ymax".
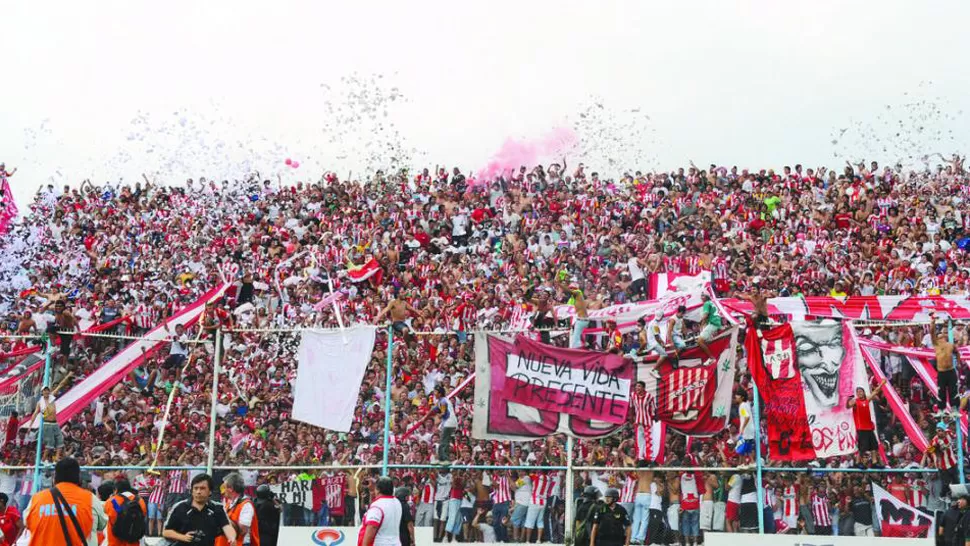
[
  {"xmin": 167, "ymin": 470, "xmax": 187, "ymax": 494},
  {"xmin": 530, "ymin": 474, "xmax": 551, "ymax": 506},
  {"xmin": 811, "ymin": 493, "xmax": 832, "ymax": 527},
  {"xmin": 631, "ymin": 391, "xmax": 656, "ymax": 427},
  {"xmin": 492, "ymin": 476, "xmax": 512, "ymax": 504},
  {"xmin": 619, "ymin": 475, "xmax": 637, "ymax": 504},
  {"xmin": 148, "ymin": 478, "xmax": 166, "ymax": 506},
  {"xmin": 909, "ymin": 479, "xmax": 927, "ymax": 508},
  {"xmin": 324, "ymin": 474, "xmax": 347, "ymax": 514},
  {"xmin": 782, "ymin": 485, "xmax": 798, "ymax": 519},
  {"xmin": 932, "ymin": 431, "xmax": 957, "ymax": 470},
  {"xmin": 419, "ymin": 482, "xmax": 435, "ymax": 504}
]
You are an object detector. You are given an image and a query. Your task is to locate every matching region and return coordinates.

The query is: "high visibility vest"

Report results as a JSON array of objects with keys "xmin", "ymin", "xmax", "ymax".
[
  {"xmin": 25, "ymin": 483, "xmax": 94, "ymax": 546},
  {"xmin": 215, "ymin": 498, "xmax": 260, "ymax": 546}
]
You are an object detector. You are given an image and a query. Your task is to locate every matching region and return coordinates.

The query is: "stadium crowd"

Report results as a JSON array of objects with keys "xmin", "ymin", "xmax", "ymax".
[{"xmin": 1, "ymin": 155, "xmax": 969, "ymax": 543}]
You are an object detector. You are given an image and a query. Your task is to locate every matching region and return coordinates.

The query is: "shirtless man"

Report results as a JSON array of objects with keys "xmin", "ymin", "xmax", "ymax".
[
  {"xmin": 567, "ymin": 283, "xmax": 597, "ymax": 349},
  {"xmin": 31, "ymin": 376, "xmax": 72, "ymax": 461},
  {"xmin": 47, "ymin": 299, "xmax": 78, "ymax": 365},
  {"xmin": 738, "ymin": 287, "xmax": 773, "ymax": 329},
  {"xmin": 15, "ymin": 311, "xmax": 37, "ymax": 342},
  {"xmin": 622, "ymin": 452, "xmax": 655, "ymax": 545},
  {"xmin": 667, "ymin": 473, "xmax": 681, "ymax": 542},
  {"xmin": 929, "ymin": 312, "xmax": 961, "ymax": 409},
  {"xmin": 376, "ymin": 291, "xmax": 420, "ymax": 339},
  {"xmin": 701, "ymin": 472, "xmax": 719, "ymax": 533}
]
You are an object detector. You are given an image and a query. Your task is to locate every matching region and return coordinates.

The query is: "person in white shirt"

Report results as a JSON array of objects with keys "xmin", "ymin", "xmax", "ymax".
[
  {"xmin": 360, "ymin": 477, "xmax": 403, "ymax": 546},
  {"xmin": 472, "ymin": 508, "xmax": 496, "ymax": 542},
  {"xmin": 735, "ymin": 390, "xmax": 756, "ymax": 468},
  {"xmin": 433, "ymin": 471, "xmax": 452, "ymax": 540},
  {"xmin": 433, "ymin": 386, "xmax": 458, "ymax": 464},
  {"xmin": 510, "ymin": 472, "xmax": 532, "ymax": 542}
]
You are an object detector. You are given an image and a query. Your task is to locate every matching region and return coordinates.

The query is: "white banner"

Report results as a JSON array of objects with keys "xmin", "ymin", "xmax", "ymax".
[
  {"xmin": 270, "ymin": 479, "xmax": 315, "ymax": 510},
  {"xmin": 294, "ymin": 326, "xmax": 376, "ymax": 432},
  {"xmin": 872, "ymin": 482, "xmax": 935, "ymax": 538},
  {"xmin": 706, "ymin": 531, "xmax": 932, "ymax": 546}
]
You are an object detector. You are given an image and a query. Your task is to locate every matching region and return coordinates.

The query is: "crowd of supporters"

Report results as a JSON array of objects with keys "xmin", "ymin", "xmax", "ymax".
[{"xmin": 1, "ymin": 156, "xmax": 969, "ymax": 542}]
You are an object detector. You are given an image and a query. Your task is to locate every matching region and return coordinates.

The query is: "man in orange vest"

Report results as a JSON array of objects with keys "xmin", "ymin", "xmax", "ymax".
[
  {"xmin": 23, "ymin": 457, "xmax": 107, "ymax": 545},
  {"xmin": 216, "ymin": 472, "xmax": 260, "ymax": 546},
  {"xmin": 104, "ymin": 477, "xmax": 147, "ymax": 546}
]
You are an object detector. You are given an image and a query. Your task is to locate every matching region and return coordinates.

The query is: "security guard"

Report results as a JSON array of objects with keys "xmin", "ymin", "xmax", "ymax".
[
  {"xmin": 574, "ymin": 486, "xmax": 601, "ymax": 546},
  {"xmin": 590, "ymin": 488, "xmax": 631, "ymax": 546}
]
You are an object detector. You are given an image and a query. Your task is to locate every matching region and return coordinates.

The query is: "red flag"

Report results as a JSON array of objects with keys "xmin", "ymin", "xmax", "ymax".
[
  {"xmin": 746, "ymin": 320, "xmax": 817, "ymax": 461},
  {"xmin": 346, "ymin": 258, "xmax": 383, "ymax": 284}
]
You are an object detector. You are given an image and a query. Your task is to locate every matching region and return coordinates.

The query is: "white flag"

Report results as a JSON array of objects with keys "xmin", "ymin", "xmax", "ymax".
[{"xmin": 293, "ymin": 326, "xmax": 376, "ymax": 432}]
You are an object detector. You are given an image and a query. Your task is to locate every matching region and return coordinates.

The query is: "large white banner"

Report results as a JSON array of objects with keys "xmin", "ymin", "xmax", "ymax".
[{"xmin": 294, "ymin": 326, "xmax": 376, "ymax": 432}]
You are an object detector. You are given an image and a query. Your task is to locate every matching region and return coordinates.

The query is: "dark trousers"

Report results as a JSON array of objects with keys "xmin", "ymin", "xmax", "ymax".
[{"xmin": 940, "ymin": 368, "xmax": 959, "ymax": 409}]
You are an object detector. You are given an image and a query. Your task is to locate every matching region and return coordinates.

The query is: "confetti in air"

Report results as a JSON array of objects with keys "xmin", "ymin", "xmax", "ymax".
[{"xmin": 828, "ymin": 81, "xmax": 967, "ymax": 169}]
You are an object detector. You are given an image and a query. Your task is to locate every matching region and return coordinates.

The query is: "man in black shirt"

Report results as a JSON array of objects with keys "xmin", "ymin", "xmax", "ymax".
[
  {"xmin": 396, "ymin": 486, "xmax": 415, "ymax": 546},
  {"xmin": 590, "ymin": 488, "xmax": 631, "ymax": 546},
  {"xmin": 941, "ymin": 497, "xmax": 966, "ymax": 546},
  {"xmin": 254, "ymin": 485, "xmax": 281, "ymax": 546},
  {"xmin": 163, "ymin": 474, "xmax": 237, "ymax": 546},
  {"xmin": 848, "ymin": 485, "xmax": 874, "ymax": 536}
]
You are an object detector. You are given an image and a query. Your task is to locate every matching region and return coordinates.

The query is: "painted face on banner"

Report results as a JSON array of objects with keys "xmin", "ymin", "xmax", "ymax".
[{"xmin": 794, "ymin": 322, "xmax": 844, "ymax": 409}]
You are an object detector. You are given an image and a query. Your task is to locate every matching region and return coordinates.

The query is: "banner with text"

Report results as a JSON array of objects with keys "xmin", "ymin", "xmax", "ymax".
[
  {"xmin": 505, "ymin": 335, "xmax": 632, "ymax": 424},
  {"xmin": 873, "ymin": 482, "xmax": 935, "ymax": 538},
  {"xmin": 473, "ymin": 329, "xmax": 737, "ymax": 441},
  {"xmin": 722, "ymin": 294, "xmax": 970, "ymax": 321},
  {"xmin": 269, "ymin": 480, "xmax": 315, "ymax": 510}
]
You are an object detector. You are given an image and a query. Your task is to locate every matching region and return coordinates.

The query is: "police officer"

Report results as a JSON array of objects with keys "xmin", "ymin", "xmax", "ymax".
[
  {"xmin": 396, "ymin": 486, "xmax": 415, "ymax": 546},
  {"xmin": 590, "ymin": 488, "xmax": 631, "ymax": 546},
  {"xmin": 254, "ymin": 485, "xmax": 280, "ymax": 546},
  {"xmin": 574, "ymin": 486, "xmax": 601, "ymax": 546}
]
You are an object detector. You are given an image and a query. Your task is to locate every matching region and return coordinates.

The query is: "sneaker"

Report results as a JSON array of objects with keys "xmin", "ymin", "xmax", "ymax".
[{"xmin": 648, "ymin": 368, "xmax": 661, "ymax": 379}]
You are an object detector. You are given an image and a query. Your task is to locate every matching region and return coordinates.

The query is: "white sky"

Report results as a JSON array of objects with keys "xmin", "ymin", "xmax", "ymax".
[{"xmin": 2, "ymin": 0, "xmax": 969, "ymax": 210}]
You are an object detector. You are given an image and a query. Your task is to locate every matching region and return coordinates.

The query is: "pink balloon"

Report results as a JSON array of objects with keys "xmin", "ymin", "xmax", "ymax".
[
  {"xmin": 291, "ymin": 161, "xmax": 300, "ymax": 168},
  {"xmin": 284, "ymin": 158, "xmax": 292, "ymax": 166}
]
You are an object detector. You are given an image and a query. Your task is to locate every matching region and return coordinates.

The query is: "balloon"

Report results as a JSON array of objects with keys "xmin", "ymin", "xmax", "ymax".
[
  {"xmin": 292, "ymin": 161, "xmax": 300, "ymax": 168},
  {"xmin": 285, "ymin": 158, "xmax": 292, "ymax": 166}
]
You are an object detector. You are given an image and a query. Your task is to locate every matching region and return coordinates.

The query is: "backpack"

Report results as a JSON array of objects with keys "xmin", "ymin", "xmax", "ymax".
[{"xmin": 111, "ymin": 493, "xmax": 147, "ymax": 542}]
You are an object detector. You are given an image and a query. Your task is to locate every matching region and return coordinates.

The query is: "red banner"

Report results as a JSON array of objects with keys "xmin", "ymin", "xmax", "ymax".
[{"xmin": 747, "ymin": 321, "xmax": 816, "ymax": 461}]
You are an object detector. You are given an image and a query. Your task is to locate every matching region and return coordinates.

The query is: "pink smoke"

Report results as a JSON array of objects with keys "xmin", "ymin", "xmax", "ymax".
[{"xmin": 473, "ymin": 127, "xmax": 578, "ymax": 185}]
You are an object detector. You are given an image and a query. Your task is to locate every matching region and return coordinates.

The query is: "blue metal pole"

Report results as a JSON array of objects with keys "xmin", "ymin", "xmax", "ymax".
[
  {"xmin": 950, "ymin": 320, "xmax": 965, "ymax": 483},
  {"xmin": 752, "ymin": 379, "xmax": 765, "ymax": 534},
  {"xmin": 32, "ymin": 336, "xmax": 54, "ymax": 493},
  {"xmin": 381, "ymin": 326, "xmax": 393, "ymax": 476}
]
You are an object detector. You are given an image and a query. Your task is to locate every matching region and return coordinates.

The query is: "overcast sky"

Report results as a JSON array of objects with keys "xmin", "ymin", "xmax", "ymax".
[{"xmin": 2, "ymin": 0, "xmax": 969, "ymax": 209}]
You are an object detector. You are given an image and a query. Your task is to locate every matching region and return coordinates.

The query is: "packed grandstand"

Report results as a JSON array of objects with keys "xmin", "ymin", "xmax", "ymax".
[{"xmin": 1, "ymin": 156, "xmax": 969, "ymax": 544}]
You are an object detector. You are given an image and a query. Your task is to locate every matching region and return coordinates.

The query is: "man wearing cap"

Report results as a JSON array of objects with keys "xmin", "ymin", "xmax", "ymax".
[
  {"xmin": 23, "ymin": 457, "xmax": 108, "ymax": 546},
  {"xmin": 924, "ymin": 422, "xmax": 960, "ymax": 497},
  {"xmin": 589, "ymin": 488, "xmax": 630, "ymax": 546}
]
